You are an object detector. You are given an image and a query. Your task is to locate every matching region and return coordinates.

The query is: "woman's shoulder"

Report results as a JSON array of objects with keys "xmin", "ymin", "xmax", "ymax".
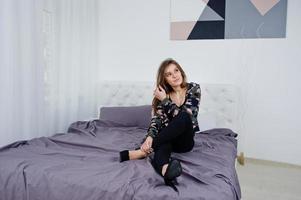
[
  {"xmin": 187, "ymin": 82, "xmax": 200, "ymax": 90},
  {"xmin": 186, "ymin": 82, "xmax": 201, "ymax": 97}
]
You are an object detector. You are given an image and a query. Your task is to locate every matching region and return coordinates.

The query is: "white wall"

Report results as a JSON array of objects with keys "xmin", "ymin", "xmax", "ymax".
[{"xmin": 98, "ymin": 0, "xmax": 301, "ymax": 165}]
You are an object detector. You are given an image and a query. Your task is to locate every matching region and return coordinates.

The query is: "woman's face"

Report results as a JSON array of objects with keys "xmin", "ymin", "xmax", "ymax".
[{"xmin": 164, "ymin": 63, "xmax": 183, "ymax": 88}]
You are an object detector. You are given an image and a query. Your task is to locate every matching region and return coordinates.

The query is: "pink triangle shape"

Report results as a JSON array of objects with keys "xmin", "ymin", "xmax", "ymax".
[
  {"xmin": 250, "ymin": 0, "xmax": 281, "ymax": 16},
  {"xmin": 170, "ymin": 21, "xmax": 197, "ymax": 40}
]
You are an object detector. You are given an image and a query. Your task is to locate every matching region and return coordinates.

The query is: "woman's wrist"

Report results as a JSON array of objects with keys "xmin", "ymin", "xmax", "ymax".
[
  {"xmin": 147, "ymin": 136, "xmax": 153, "ymax": 140},
  {"xmin": 159, "ymin": 97, "xmax": 170, "ymax": 105}
]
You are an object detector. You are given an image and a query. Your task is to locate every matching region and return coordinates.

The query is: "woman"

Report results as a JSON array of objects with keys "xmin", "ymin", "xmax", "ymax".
[{"xmin": 119, "ymin": 58, "xmax": 201, "ymax": 191}]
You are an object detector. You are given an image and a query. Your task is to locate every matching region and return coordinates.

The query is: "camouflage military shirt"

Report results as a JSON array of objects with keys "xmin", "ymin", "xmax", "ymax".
[{"xmin": 146, "ymin": 82, "xmax": 201, "ymax": 138}]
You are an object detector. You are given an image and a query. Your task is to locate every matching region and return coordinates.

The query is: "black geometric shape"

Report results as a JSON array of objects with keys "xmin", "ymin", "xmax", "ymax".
[
  {"xmin": 187, "ymin": 21, "xmax": 225, "ymax": 40},
  {"xmin": 207, "ymin": 0, "xmax": 226, "ymax": 19}
]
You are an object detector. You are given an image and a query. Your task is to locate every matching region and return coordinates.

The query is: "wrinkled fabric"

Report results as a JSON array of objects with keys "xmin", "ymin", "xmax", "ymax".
[{"xmin": 0, "ymin": 119, "xmax": 241, "ymax": 200}]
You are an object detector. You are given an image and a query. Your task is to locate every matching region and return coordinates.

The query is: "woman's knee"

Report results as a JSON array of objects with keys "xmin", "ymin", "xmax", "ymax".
[{"xmin": 177, "ymin": 111, "xmax": 192, "ymax": 125}]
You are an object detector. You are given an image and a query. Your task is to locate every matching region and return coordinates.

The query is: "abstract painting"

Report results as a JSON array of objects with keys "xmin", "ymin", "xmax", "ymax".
[{"xmin": 170, "ymin": 0, "xmax": 287, "ymax": 40}]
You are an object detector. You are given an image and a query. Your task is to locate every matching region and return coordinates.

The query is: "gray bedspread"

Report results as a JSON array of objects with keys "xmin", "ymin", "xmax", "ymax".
[{"xmin": 0, "ymin": 119, "xmax": 241, "ymax": 200}]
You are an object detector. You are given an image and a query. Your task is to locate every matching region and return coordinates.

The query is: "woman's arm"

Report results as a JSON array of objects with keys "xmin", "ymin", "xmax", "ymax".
[
  {"xmin": 183, "ymin": 83, "xmax": 201, "ymax": 126},
  {"xmin": 146, "ymin": 106, "xmax": 167, "ymax": 138}
]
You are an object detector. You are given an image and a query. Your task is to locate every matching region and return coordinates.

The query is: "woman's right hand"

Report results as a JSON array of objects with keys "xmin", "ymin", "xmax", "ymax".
[
  {"xmin": 141, "ymin": 136, "xmax": 153, "ymax": 154},
  {"xmin": 153, "ymin": 85, "xmax": 167, "ymax": 101}
]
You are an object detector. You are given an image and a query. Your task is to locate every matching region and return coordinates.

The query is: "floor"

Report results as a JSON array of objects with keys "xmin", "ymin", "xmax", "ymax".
[{"xmin": 236, "ymin": 158, "xmax": 301, "ymax": 200}]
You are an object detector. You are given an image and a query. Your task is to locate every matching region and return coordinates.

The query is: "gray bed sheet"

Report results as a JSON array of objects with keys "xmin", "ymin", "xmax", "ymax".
[{"xmin": 0, "ymin": 119, "xmax": 241, "ymax": 200}]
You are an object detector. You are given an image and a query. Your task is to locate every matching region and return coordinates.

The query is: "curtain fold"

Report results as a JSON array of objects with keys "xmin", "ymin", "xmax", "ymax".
[
  {"xmin": 0, "ymin": 0, "xmax": 45, "ymax": 145},
  {"xmin": 44, "ymin": 0, "xmax": 100, "ymax": 134},
  {"xmin": 0, "ymin": 0, "xmax": 100, "ymax": 146}
]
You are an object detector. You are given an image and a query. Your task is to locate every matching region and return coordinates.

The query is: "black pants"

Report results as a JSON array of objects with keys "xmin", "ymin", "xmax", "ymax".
[{"xmin": 151, "ymin": 111, "xmax": 195, "ymax": 173}]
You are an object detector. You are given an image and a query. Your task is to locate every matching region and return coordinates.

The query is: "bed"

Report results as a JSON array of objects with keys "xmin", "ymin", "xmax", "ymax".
[{"xmin": 0, "ymin": 81, "xmax": 241, "ymax": 200}]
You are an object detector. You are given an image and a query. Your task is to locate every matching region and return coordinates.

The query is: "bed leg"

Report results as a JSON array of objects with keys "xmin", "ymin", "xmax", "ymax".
[{"xmin": 237, "ymin": 152, "xmax": 245, "ymax": 166}]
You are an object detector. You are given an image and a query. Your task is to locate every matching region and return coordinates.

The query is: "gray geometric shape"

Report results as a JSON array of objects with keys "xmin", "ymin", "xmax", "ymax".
[
  {"xmin": 225, "ymin": 0, "xmax": 287, "ymax": 39},
  {"xmin": 198, "ymin": 5, "xmax": 224, "ymax": 21}
]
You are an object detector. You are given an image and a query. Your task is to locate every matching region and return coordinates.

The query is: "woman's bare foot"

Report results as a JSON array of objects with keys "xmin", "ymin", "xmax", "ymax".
[{"xmin": 128, "ymin": 149, "xmax": 148, "ymax": 160}]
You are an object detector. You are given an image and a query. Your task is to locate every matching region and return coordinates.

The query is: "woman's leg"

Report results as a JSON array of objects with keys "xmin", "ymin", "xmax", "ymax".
[
  {"xmin": 152, "ymin": 111, "xmax": 193, "ymax": 149},
  {"xmin": 171, "ymin": 121, "xmax": 194, "ymax": 153},
  {"xmin": 120, "ymin": 147, "xmax": 149, "ymax": 162},
  {"xmin": 153, "ymin": 143, "xmax": 172, "ymax": 175},
  {"xmin": 171, "ymin": 132, "xmax": 194, "ymax": 153},
  {"xmin": 128, "ymin": 149, "xmax": 148, "ymax": 160},
  {"xmin": 121, "ymin": 111, "xmax": 193, "ymax": 163},
  {"xmin": 152, "ymin": 111, "xmax": 193, "ymax": 175}
]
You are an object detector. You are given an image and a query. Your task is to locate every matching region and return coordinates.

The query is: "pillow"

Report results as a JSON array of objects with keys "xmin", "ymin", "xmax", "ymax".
[
  {"xmin": 197, "ymin": 112, "xmax": 217, "ymax": 132},
  {"xmin": 99, "ymin": 105, "xmax": 152, "ymax": 129}
]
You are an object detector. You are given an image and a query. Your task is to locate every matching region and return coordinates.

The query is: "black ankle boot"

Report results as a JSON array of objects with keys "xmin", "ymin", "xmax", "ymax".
[
  {"xmin": 119, "ymin": 150, "xmax": 129, "ymax": 162},
  {"xmin": 164, "ymin": 159, "xmax": 182, "ymax": 180},
  {"xmin": 150, "ymin": 158, "xmax": 182, "ymax": 192},
  {"xmin": 163, "ymin": 159, "xmax": 182, "ymax": 192}
]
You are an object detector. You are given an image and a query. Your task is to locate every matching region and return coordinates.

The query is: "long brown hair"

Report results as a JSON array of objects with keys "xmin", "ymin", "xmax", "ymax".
[{"xmin": 152, "ymin": 58, "xmax": 188, "ymax": 113}]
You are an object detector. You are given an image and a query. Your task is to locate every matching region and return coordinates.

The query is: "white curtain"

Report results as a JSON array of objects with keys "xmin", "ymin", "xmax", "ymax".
[{"xmin": 0, "ymin": 0, "xmax": 100, "ymax": 146}]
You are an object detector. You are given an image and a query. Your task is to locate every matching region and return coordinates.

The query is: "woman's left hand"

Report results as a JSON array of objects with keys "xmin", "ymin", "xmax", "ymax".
[
  {"xmin": 153, "ymin": 85, "xmax": 167, "ymax": 101},
  {"xmin": 141, "ymin": 136, "xmax": 153, "ymax": 154}
]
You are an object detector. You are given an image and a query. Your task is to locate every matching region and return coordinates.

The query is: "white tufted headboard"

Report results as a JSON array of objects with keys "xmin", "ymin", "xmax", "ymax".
[
  {"xmin": 97, "ymin": 81, "xmax": 154, "ymax": 107},
  {"xmin": 198, "ymin": 83, "xmax": 241, "ymax": 134},
  {"xmin": 97, "ymin": 80, "xmax": 241, "ymax": 131}
]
